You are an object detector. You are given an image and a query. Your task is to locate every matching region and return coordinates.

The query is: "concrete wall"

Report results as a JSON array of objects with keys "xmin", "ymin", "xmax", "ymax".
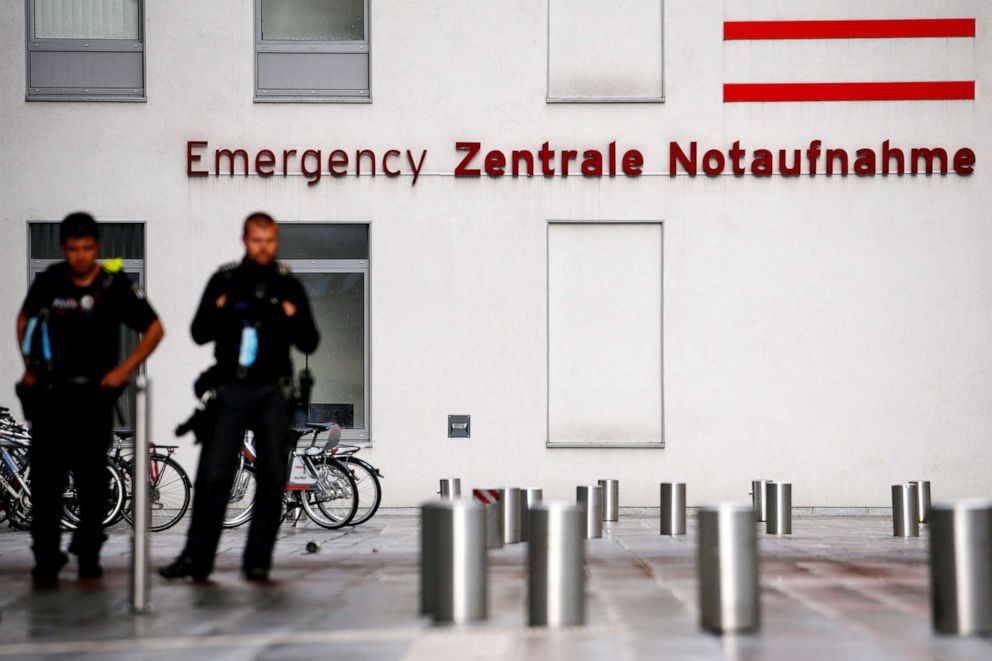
[{"xmin": 1, "ymin": 0, "xmax": 989, "ymax": 507}]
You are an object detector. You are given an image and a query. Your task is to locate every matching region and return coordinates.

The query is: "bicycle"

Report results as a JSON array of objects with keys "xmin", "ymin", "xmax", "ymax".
[
  {"xmin": 107, "ymin": 430, "xmax": 192, "ymax": 532},
  {"xmin": 223, "ymin": 422, "xmax": 359, "ymax": 530},
  {"xmin": 0, "ymin": 409, "xmax": 125, "ymax": 532},
  {"xmin": 323, "ymin": 443, "xmax": 383, "ymax": 526}
]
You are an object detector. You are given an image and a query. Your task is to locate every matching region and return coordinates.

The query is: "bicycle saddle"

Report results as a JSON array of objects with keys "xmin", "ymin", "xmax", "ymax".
[{"xmin": 304, "ymin": 422, "xmax": 333, "ymax": 431}]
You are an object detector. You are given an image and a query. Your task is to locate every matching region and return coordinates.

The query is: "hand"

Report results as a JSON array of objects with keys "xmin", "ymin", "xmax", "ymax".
[
  {"xmin": 21, "ymin": 370, "xmax": 36, "ymax": 387},
  {"xmin": 281, "ymin": 300, "xmax": 297, "ymax": 318},
  {"xmin": 100, "ymin": 365, "xmax": 131, "ymax": 389},
  {"xmin": 215, "ymin": 294, "xmax": 227, "ymax": 308}
]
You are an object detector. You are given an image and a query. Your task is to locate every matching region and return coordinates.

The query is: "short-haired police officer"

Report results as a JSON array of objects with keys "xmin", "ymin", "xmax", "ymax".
[
  {"xmin": 16, "ymin": 212, "xmax": 164, "ymax": 588},
  {"xmin": 161, "ymin": 212, "xmax": 319, "ymax": 582}
]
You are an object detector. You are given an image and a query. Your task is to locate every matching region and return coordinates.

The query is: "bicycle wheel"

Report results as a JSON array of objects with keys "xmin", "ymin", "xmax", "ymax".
[
  {"xmin": 109, "ymin": 460, "xmax": 132, "ymax": 526},
  {"xmin": 222, "ymin": 464, "xmax": 256, "ymax": 529},
  {"xmin": 121, "ymin": 454, "xmax": 192, "ymax": 532},
  {"xmin": 300, "ymin": 458, "xmax": 358, "ymax": 529},
  {"xmin": 61, "ymin": 462, "xmax": 126, "ymax": 529},
  {"xmin": 344, "ymin": 458, "xmax": 382, "ymax": 526}
]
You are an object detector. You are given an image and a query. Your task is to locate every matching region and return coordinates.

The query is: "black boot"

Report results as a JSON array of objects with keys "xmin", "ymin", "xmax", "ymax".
[
  {"xmin": 31, "ymin": 551, "xmax": 69, "ymax": 589},
  {"xmin": 77, "ymin": 554, "xmax": 103, "ymax": 580},
  {"xmin": 158, "ymin": 555, "xmax": 209, "ymax": 582}
]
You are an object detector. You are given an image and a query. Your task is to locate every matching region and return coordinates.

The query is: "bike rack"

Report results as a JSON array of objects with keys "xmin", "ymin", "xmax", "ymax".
[{"xmin": 130, "ymin": 376, "xmax": 151, "ymax": 614}]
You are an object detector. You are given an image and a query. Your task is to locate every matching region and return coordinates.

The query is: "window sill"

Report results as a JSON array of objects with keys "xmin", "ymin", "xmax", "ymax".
[
  {"xmin": 546, "ymin": 96, "xmax": 665, "ymax": 104},
  {"xmin": 546, "ymin": 442, "xmax": 665, "ymax": 449},
  {"xmin": 254, "ymin": 96, "xmax": 371, "ymax": 104},
  {"xmin": 27, "ymin": 95, "xmax": 146, "ymax": 103}
]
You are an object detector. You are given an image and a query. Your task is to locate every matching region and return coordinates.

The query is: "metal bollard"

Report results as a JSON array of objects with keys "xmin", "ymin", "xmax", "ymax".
[
  {"xmin": 502, "ymin": 487, "xmax": 523, "ymax": 544},
  {"xmin": 765, "ymin": 482, "xmax": 792, "ymax": 535},
  {"xmin": 420, "ymin": 499, "xmax": 488, "ymax": 623},
  {"xmin": 698, "ymin": 503, "xmax": 760, "ymax": 634},
  {"xmin": 660, "ymin": 482, "xmax": 687, "ymax": 535},
  {"xmin": 521, "ymin": 488, "xmax": 543, "ymax": 542},
  {"xmin": 598, "ymin": 479, "xmax": 619, "ymax": 522},
  {"xmin": 473, "ymin": 488, "xmax": 504, "ymax": 549},
  {"xmin": 892, "ymin": 483, "xmax": 920, "ymax": 537},
  {"xmin": 438, "ymin": 478, "xmax": 461, "ymax": 500},
  {"xmin": 528, "ymin": 502, "xmax": 585, "ymax": 627},
  {"xmin": 130, "ymin": 376, "xmax": 151, "ymax": 614},
  {"xmin": 928, "ymin": 499, "xmax": 992, "ymax": 635},
  {"xmin": 576, "ymin": 485, "xmax": 604, "ymax": 539},
  {"xmin": 913, "ymin": 480, "xmax": 932, "ymax": 524},
  {"xmin": 750, "ymin": 479, "xmax": 772, "ymax": 522}
]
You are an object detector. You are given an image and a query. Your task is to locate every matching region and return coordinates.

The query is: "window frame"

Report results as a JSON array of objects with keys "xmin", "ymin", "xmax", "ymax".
[
  {"xmin": 25, "ymin": 0, "xmax": 146, "ymax": 102},
  {"xmin": 253, "ymin": 0, "xmax": 372, "ymax": 103},
  {"xmin": 545, "ymin": 0, "xmax": 665, "ymax": 104},
  {"xmin": 279, "ymin": 222, "xmax": 372, "ymax": 446},
  {"xmin": 545, "ymin": 219, "xmax": 665, "ymax": 449}
]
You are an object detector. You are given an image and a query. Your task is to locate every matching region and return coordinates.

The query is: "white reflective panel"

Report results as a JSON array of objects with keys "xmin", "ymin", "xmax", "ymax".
[
  {"xmin": 34, "ymin": 0, "xmax": 140, "ymax": 40},
  {"xmin": 548, "ymin": 223, "xmax": 663, "ymax": 446},
  {"xmin": 548, "ymin": 0, "xmax": 662, "ymax": 99},
  {"xmin": 261, "ymin": 0, "xmax": 365, "ymax": 41}
]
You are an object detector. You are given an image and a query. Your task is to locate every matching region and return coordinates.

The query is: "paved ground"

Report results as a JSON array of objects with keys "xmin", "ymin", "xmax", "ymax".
[{"xmin": 0, "ymin": 514, "xmax": 988, "ymax": 660}]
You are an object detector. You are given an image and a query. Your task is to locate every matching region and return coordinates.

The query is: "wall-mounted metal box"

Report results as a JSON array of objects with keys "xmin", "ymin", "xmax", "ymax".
[{"xmin": 448, "ymin": 415, "xmax": 471, "ymax": 438}]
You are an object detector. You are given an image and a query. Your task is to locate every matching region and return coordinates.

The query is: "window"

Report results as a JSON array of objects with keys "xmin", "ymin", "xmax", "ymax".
[
  {"xmin": 255, "ymin": 0, "xmax": 370, "ymax": 102},
  {"xmin": 26, "ymin": 0, "xmax": 145, "ymax": 101},
  {"xmin": 547, "ymin": 221, "xmax": 663, "ymax": 447},
  {"xmin": 547, "ymin": 0, "xmax": 664, "ymax": 103},
  {"xmin": 279, "ymin": 223, "xmax": 371, "ymax": 445},
  {"xmin": 28, "ymin": 222, "xmax": 146, "ymax": 429}
]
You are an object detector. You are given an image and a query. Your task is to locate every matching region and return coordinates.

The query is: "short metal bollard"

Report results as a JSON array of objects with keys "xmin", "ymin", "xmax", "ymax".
[
  {"xmin": 928, "ymin": 499, "xmax": 992, "ymax": 635},
  {"xmin": 473, "ymin": 488, "xmax": 504, "ymax": 549},
  {"xmin": 420, "ymin": 499, "xmax": 488, "ymax": 623},
  {"xmin": 130, "ymin": 376, "xmax": 151, "ymax": 614},
  {"xmin": 576, "ymin": 485, "xmax": 604, "ymax": 539},
  {"xmin": 698, "ymin": 503, "xmax": 760, "ymax": 634},
  {"xmin": 502, "ymin": 487, "xmax": 523, "ymax": 544},
  {"xmin": 598, "ymin": 479, "xmax": 619, "ymax": 522},
  {"xmin": 528, "ymin": 502, "xmax": 585, "ymax": 627},
  {"xmin": 660, "ymin": 482, "xmax": 687, "ymax": 535},
  {"xmin": 438, "ymin": 478, "xmax": 461, "ymax": 500},
  {"xmin": 765, "ymin": 482, "xmax": 792, "ymax": 536},
  {"xmin": 913, "ymin": 480, "xmax": 932, "ymax": 524},
  {"xmin": 750, "ymin": 479, "xmax": 772, "ymax": 522},
  {"xmin": 892, "ymin": 483, "xmax": 920, "ymax": 537},
  {"xmin": 521, "ymin": 488, "xmax": 543, "ymax": 542}
]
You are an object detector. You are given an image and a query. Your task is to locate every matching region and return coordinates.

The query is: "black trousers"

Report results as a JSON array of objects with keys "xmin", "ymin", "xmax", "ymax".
[
  {"xmin": 30, "ymin": 385, "xmax": 114, "ymax": 566},
  {"xmin": 183, "ymin": 382, "xmax": 292, "ymax": 574}
]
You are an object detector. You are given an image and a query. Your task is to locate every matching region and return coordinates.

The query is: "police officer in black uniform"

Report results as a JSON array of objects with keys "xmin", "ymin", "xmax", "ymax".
[
  {"xmin": 160, "ymin": 212, "xmax": 318, "ymax": 582},
  {"xmin": 16, "ymin": 213, "xmax": 164, "ymax": 588}
]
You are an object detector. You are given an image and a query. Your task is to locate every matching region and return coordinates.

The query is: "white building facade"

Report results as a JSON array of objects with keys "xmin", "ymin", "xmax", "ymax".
[{"xmin": 1, "ymin": 0, "xmax": 989, "ymax": 508}]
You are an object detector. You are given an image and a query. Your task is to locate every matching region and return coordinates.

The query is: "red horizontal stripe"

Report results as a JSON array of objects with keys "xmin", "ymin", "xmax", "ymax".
[
  {"xmin": 723, "ymin": 81, "xmax": 974, "ymax": 102},
  {"xmin": 724, "ymin": 18, "xmax": 975, "ymax": 40}
]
